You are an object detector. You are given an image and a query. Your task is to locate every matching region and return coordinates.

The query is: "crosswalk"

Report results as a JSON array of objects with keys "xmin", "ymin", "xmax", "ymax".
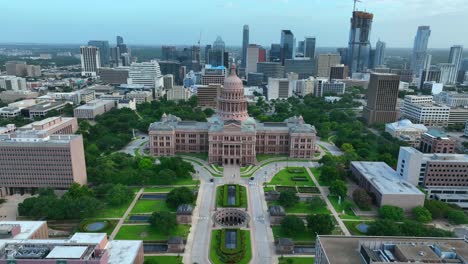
[{"xmin": 197, "ymin": 216, "xmax": 210, "ymax": 220}]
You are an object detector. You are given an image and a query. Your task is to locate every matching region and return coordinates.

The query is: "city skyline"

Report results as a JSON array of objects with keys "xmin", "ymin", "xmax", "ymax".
[{"xmin": 1, "ymin": 0, "xmax": 467, "ymax": 48}]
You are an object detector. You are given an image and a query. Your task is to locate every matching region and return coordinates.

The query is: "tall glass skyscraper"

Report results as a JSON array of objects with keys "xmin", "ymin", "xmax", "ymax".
[
  {"xmin": 374, "ymin": 40, "xmax": 386, "ymax": 68},
  {"xmin": 242, "ymin": 25, "xmax": 249, "ymax": 68},
  {"xmin": 209, "ymin": 37, "xmax": 225, "ymax": 67},
  {"xmin": 116, "ymin": 36, "xmax": 124, "ymax": 45},
  {"xmin": 304, "ymin": 37, "xmax": 316, "ymax": 60},
  {"xmin": 449, "ymin": 45, "xmax": 464, "ymax": 83},
  {"xmin": 280, "ymin": 30, "xmax": 294, "ymax": 65},
  {"xmin": 88, "ymin": 40, "xmax": 110, "ymax": 66},
  {"xmin": 411, "ymin": 26, "xmax": 431, "ymax": 77},
  {"xmin": 347, "ymin": 11, "xmax": 373, "ymax": 74}
]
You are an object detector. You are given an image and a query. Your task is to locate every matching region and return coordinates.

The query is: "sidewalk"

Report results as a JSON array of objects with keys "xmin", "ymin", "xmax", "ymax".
[{"xmin": 109, "ymin": 188, "xmax": 143, "ymax": 239}]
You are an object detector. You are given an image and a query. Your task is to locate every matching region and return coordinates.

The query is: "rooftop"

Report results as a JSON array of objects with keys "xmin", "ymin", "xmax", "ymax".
[
  {"xmin": 386, "ymin": 119, "xmax": 428, "ymax": 131},
  {"xmin": 351, "ymin": 161, "xmax": 423, "ymax": 195},
  {"xmin": 0, "ymin": 221, "xmax": 46, "ymax": 240},
  {"xmin": 425, "ymin": 128, "xmax": 450, "ymax": 139}
]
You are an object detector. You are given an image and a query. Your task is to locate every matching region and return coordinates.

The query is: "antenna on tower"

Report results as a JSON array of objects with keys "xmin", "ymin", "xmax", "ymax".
[{"xmin": 353, "ymin": 0, "xmax": 362, "ymax": 12}]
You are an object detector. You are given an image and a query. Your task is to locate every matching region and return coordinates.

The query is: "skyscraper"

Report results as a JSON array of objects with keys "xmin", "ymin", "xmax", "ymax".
[
  {"xmin": 363, "ymin": 73, "xmax": 400, "ymax": 125},
  {"xmin": 270, "ymin": 44, "xmax": 281, "ymax": 62},
  {"xmin": 347, "ymin": 11, "xmax": 373, "ymax": 74},
  {"xmin": 128, "ymin": 60, "xmax": 162, "ymax": 88},
  {"xmin": 209, "ymin": 36, "xmax": 225, "ymax": 67},
  {"xmin": 204, "ymin": 45, "xmax": 212, "ymax": 64},
  {"xmin": 449, "ymin": 45, "xmax": 464, "ymax": 83},
  {"xmin": 246, "ymin": 44, "xmax": 265, "ymax": 74},
  {"xmin": 110, "ymin": 46, "xmax": 121, "ymax": 67},
  {"xmin": 297, "ymin": 41, "xmax": 305, "ymax": 56},
  {"xmin": 116, "ymin": 35, "xmax": 124, "ymax": 46},
  {"xmin": 162, "ymin": 45, "xmax": 177, "ymax": 61},
  {"xmin": 280, "ymin": 30, "xmax": 294, "ymax": 64},
  {"xmin": 458, "ymin": 58, "xmax": 468, "ymax": 83},
  {"xmin": 411, "ymin": 26, "xmax": 431, "ymax": 77},
  {"xmin": 374, "ymin": 40, "xmax": 386, "ymax": 68},
  {"xmin": 80, "ymin": 46, "xmax": 101, "ymax": 77},
  {"xmin": 242, "ymin": 25, "xmax": 249, "ymax": 68},
  {"xmin": 88, "ymin": 40, "xmax": 110, "ymax": 66},
  {"xmin": 304, "ymin": 37, "xmax": 316, "ymax": 60}
]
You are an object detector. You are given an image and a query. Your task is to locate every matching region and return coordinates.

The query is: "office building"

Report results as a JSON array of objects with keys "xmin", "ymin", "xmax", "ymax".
[
  {"xmin": 162, "ymin": 45, "xmax": 177, "ymax": 61},
  {"xmin": 116, "ymin": 35, "xmax": 124, "ymax": 45},
  {"xmin": 438, "ymin": 63, "xmax": 457, "ymax": 85},
  {"xmin": 449, "ymin": 107, "xmax": 468, "ymax": 125},
  {"xmin": 385, "ymin": 119, "xmax": 428, "ymax": 147},
  {"xmin": 23, "ymin": 101, "xmax": 69, "ymax": 119},
  {"xmin": 19, "ymin": 117, "xmax": 78, "ymax": 136},
  {"xmin": 458, "ymin": 58, "xmax": 468, "ymax": 83},
  {"xmin": 420, "ymin": 128, "xmax": 455, "ymax": 154},
  {"xmin": 373, "ymin": 40, "xmax": 386, "ymax": 67},
  {"xmin": 73, "ymin": 99, "xmax": 115, "ymax": 119},
  {"xmin": 316, "ymin": 54, "xmax": 341, "ymax": 78},
  {"xmin": 125, "ymin": 91, "xmax": 153, "ymax": 103},
  {"xmin": 411, "ymin": 26, "xmax": 431, "ymax": 77},
  {"xmin": 330, "ymin": 64, "xmax": 349, "ymax": 80},
  {"xmin": 257, "ymin": 62, "xmax": 284, "ymax": 82},
  {"xmin": 88, "ymin": 40, "xmax": 110, "ymax": 66},
  {"xmin": 26, "ymin": 65, "xmax": 41, "ymax": 77},
  {"xmin": 297, "ymin": 41, "xmax": 304, "ymax": 55},
  {"xmin": 315, "ymin": 235, "xmax": 468, "ymax": 264},
  {"xmin": 347, "ymin": 11, "xmax": 373, "ymax": 74},
  {"xmin": 449, "ymin": 45, "xmax": 464, "ymax": 83},
  {"xmin": 163, "ymin": 74, "xmax": 174, "ymax": 90},
  {"xmin": 246, "ymin": 44, "xmax": 266, "ymax": 74},
  {"xmin": 80, "ymin": 46, "xmax": 101, "ymax": 77},
  {"xmin": 149, "ymin": 65, "xmax": 316, "ymax": 165},
  {"xmin": 351, "ymin": 161, "xmax": 425, "ymax": 210},
  {"xmin": 0, "ymin": 132, "xmax": 87, "ymax": 194},
  {"xmin": 209, "ymin": 36, "xmax": 225, "ymax": 67},
  {"xmin": 422, "ymin": 81, "xmax": 444, "ymax": 95},
  {"xmin": 284, "ymin": 58, "xmax": 315, "ymax": 79},
  {"xmin": 269, "ymin": 44, "xmax": 282, "ymax": 62},
  {"xmin": 363, "ymin": 73, "xmax": 400, "ymax": 124},
  {"xmin": 0, "ymin": 124, "xmax": 16, "ymax": 135},
  {"xmin": 110, "ymin": 46, "xmax": 121, "ymax": 67},
  {"xmin": 242, "ymin": 25, "xmax": 249, "ymax": 68},
  {"xmin": 117, "ymin": 98, "xmax": 136, "ymax": 110},
  {"xmin": 201, "ymin": 65, "xmax": 226, "ymax": 85},
  {"xmin": 128, "ymin": 60, "xmax": 162, "ymax": 88},
  {"xmin": 247, "ymin": 73, "xmax": 264, "ymax": 86},
  {"xmin": 196, "ymin": 84, "xmax": 222, "ymax": 108},
  {"xmin": 98, "ymin": 67, "xmax": 129, "ymax": 85},
  {"xmin": 280, "ymin": 30, "xmax": 294, "ymax": 64},
  {"xmin": 391, "ymin": 68, "xmax": 414, "ymax": 83},
  {"xmin": 304, "ymin": 37, "xmax": 316, "ymax": 59},
  {"xmin": 166, "ymin": 86, "xmax": 193, "ymax": 101},
  {"xmin": 204, "ymin": 45, "xmax": 212, "ymax": 64},
  {"xmin": 314, "ymin": 79, "xmax": 346, "ymax": 97},
  {"xmin": 0, "ymin": 91, "xmax": 38, "ymax": 104},
  {"xmin": 294, "ymin": 77, "xmax": 315, "ymax": 97},
  {"xmin": 401, "ymin": 95, "xmax": 450, "ymax": 127},
  {"xmin": 5, "ymin": 61, "xmax": 26, "ymax": 76},
  {"xmin": 267, "ymin": 78, "xmax": 291, "ymax": 100},
  {"xmin": 434, "ymin": 91, "xmax": 468, "ymax": 107},
  {"xmin": 0, "ymin": 76, "xmax": 26, "ymax": 91},
  {"xmin": 0, "ymin": 107, "xmax": 22, "ymax": 118},
  {"xmin": 420, "ymin": 66, "xmax": 442, "ymax": 88},
  {"xmin": 159, "ymin": 61, "xmax": 182, "ymax": 84}
]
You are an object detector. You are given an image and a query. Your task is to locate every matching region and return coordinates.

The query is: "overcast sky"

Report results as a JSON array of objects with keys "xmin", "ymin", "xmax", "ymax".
[{"xmin": 1, "ymin": 0, "xmax": 467, "ymax": 48}]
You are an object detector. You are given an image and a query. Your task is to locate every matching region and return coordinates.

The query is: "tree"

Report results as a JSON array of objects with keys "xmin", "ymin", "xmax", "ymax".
[
  {"xmin": 278, "ymin": 190, "xmax": 299, "ymax": 208},
  {"xmin": 329, "ymin": 180, "xmax": 347, "ymax": 198},
  {"xmin": 156, "ymin": 169, "xmax": 177, "ymax": 185},
  {"xmin": 367, "ymin": 219, "xmax": 401, "ymax": 236},
  {"xmin": 306, "ymin": 214, "xmax": 334, "ymax": 235},
  {"xmin": 447, "ymin": 210, "xmax": 467, "ymax": 225},
  {"xmin": 352, "ymin": 189, "xmax": 372, "ymax": 210},
  {"xmin": 149, "ymin": 212, "xmax": 177, "ymax": 235},
  {"xmin": 166, "ymin": 187, "xmax": 195, "ymax": 209},
  {"xmin": 379, "ymin": 205, "xmax": 404, "ymax": 221},
  {"xmin": 105, "ymin": 184, "xmax": 134, "ymax": 206},
  {"xmin": 412, "ymin": 206, "xmax": 432, "ymax": 223},
  {"xmin": 280, "ymin": 215, "xmax": 305, "ymax": 236},
  {"xmin": 309, "ymin": 197, "xmax": 326, "ymax": 210},
  {"xmin": 425, "ymin": 200, "xmax": 451, "ymax": 219}
]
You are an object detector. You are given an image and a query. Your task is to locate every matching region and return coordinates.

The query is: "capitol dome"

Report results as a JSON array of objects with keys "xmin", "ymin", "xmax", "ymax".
[{"xmin": 224, "ymin": 64, "xmax": 243, "ymax": 90}]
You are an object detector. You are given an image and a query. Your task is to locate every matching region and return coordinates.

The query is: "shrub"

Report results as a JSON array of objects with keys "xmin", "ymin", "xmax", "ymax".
[
  {"xmin": 278, "ymin": 190, "xmax": 299, "ymax": 208},
  {"xmin": 352, "ymin": 189, "xmax": 372, "ymax": 210},
  {"xmin": 379, "ymin": 205, "xmax": 404, "ymax": 221},
  {"xmin": 412, "ymin": 206, "xmax": 432, "ymax": 223}
]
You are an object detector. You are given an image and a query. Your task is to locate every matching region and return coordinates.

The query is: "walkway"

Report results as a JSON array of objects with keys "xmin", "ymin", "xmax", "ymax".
[
  {"xmin": 109, "ymin": 188, "xmax": 144, "ymax": 240},
  {"xmin": 306, "ymin": 167, "xmax": 351, "ymax": 236}
]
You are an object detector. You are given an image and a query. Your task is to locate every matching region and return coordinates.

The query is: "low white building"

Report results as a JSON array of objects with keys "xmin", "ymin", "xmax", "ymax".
[
  {"xmin": 0, "ymin": 107, "xmax": 22, "ymax": 118},
  {"xmin": 125, "ymin": 91, "xmax": 153, "ymax": 104},
  {"xmin": 422, "ymin": 81, "xmax": 443, "ymax": 95},
  {"xmin": 166, "ymin": 86, "xmax": 193, "ymax": 101},
  {"xmin": 434, "ymin": 91, "xmax": 468, "ymax": 108},
  {"xmin": 267, "ymin": 78, "xmax": 291, "ymax": 100},
  {"xmin": 401, "ymin": 95, "xmax": 450, "ymax": 127},
  {"xmin": 0, "ymin": 76, "xmax": 27, "ymax": 91},
  {"xmin": 385, "ymin": 119, "xmax": 428, "ymax": 147},
  {"xmin": 117, "ymin": 98, "xmax": 137, "ymax": 110},
  {"xmin": 314, "ymin": 79, "xmax": 346, "ymax": 97}
]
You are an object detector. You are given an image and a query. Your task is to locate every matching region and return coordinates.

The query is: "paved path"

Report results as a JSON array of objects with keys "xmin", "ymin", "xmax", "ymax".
[
  {"xmin": 316, "ymin": 140, "xmax": 343, "ymax": 156},
  {"xmin": 306, "ymin": 167, "xmax": 351, "ymax": 236},
  {"xmin": 120, "ymin": 134, "xmax": 148, "ymax": 156},
  {"xmin": 109, "ymin": 188, "xmax": 144, "ymax": 239}
]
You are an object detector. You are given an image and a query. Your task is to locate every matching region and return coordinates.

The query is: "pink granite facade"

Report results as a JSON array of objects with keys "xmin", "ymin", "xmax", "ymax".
[{"xmin": 149, "ymin": 64, "xmax": 316, "ymax": 165}]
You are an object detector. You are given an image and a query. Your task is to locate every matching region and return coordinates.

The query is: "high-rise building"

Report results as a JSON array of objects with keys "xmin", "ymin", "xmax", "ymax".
[
  {"xmin": 116, "ymin": 35, "xmax": 124, "ymax": 45},
  {"xmin": 316, "ymin": 54, "xmax": 341, "ymax": 78},
  {"xmin": 458, "ymin": 58, "xmax": 468, "ymax": 83},
  {"xmin": 267, "ymin": 78, "xmax": 291, "ymax": 100},
  {"xmin": 209, "ymin": 36, "xmax": 225, "ymax": 67},
  {"xmin": 159, "ymin": 61, "xmax": 182, "ymax": 85},
  {"xmin": 80, "ymin": 46, "xmax": 101, "ymax": 77},
  {"xmin": 201, "ymin": 65, "xmax": 226, "ymax": 86},
  {"xmin": 337, "ymin": 48, "xmax": 348, "ymax": 64},
  {"xmin": 347, "ymin": 11, "xmax": 373, "ymax": 74},
  {"xmin": 162, "ymin": 45, "xmax": 177, "ymax": 61},
  {"xmin": 98, "ymin": 67, "xmax": 129, "ymax": 85},
  {"xmin": 128, "ymin": 60, "xmax": 162, "ymax": 88},
  {"xmin": 204, "ymin": 45, "xmax": 212, "ymax": 64},
  {"xmin": 330, "ymin": 64, "xmax": 349, "ymax": 80},
  {"xmin": 296, "ymin": 41, "xmax": 304, "ymax": 55},
  {"xmin": 449, "ymin": 45, "xmax": 464, "ymax": 83},
  {"xmin": 269, "ymin": 44, "xmax": 281, "ymax": 62},
  {"xmin": 88, "ymin": 40, "xmax": 110, "ymax": 66},
  {"xmin": 257, "ymin": 62, "xmax": 285, "ymax": 83},
  {"xmin": 411, "ymin": 26, "xmax": 431, "ymax": 77},
  {"xmin": 314, "ymin": 79, "xmax": 346, "ymax": 97},
  {"xmin": 374, "ymin": 40, "xmax": 386, "ymax": 68},
  {"xmin": 246, "ymin": 44, "xmax": 265, "ymax": 74},
  {"xmin": 284, "ymin": 59, "xmax": 315, "ymax": 79},
  {"xmin": 363, "ymin": 73, "xmax": 400, "ymax": 124},
  {"xmin": 110, "ymin": 46, "xmax": 121, "ymax": 67},
  {"xmin": 242, "ymin": 25, "xmax": 249, "ymax": 68},
  {"xmin": 280, "ymin": 30, "xmax": 294, "ymax": 64},
  {"xmin": 438, "ymin": 63, "xmax": 457, "ymax": 85},
  {"xmin": 304, "ymin": 37, "xmax": 316, "ymax": 59}
]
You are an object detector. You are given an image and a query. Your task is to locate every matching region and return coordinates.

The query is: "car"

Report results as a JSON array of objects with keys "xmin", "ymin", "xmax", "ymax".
[
  {"xmin": 250, "ymin": 177, "xmax": 254, "ymax": 181},
  {"xmin": 209, "ymin": 178, "xmax": 214, "ymax": 183}
]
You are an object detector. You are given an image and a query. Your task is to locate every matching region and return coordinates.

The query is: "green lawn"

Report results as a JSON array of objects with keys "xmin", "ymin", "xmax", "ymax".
[
  {"xmin": 79, "ymin": 219, "xmax": 117, "ymax": 235},
  {"xmin": 131, "ymin": 199, "xmax": 174, "ymax": 214},
  {"xmin": 173, "ymin": 178, "xmax": 200, "ymax": 185},
  {"xmin": 144, "ymin": 256, "xmax": 182, "ymax": 264},
  {"xmin": 240, "ymin": 165, "xmax": 254, "ymax": 173},
  {"xmin": 264, "ymin": 186, "xmax": 275, "ymax": 192},
  {"xmin": 115, "ymin": 224, "xmax": 190, "ymax": 241},
  {"xmin": 269, "ymin": 167, "xmax": 315, "ymax": 187},
  {"xmin": 309, "ymin": 167, "xmax": 328, "ymax": 186},
  {"xmin": 94, "ymin": 196, "xmax": 135, "ymax": 218},
  {"xmin": 272, "ymin": 226, "xmax": 316, "ymax": 243},
  {"xmin": 328, "ymin": 196, "xmax": 358, "ymax": 219},
  {"xmin": 269, "ymin": 200, "xmax": 330, "ymax": 215},
  {"xmin": 210, "ymin": 230, "xmax": 252, "ymax": 264},
  {"xmin": 256, "ymin": 153, "xmax": 288, "ymax": 162},
  {"xmin": 176, "ymin": 152, "xmax": 208, "ymax": 161},
  {"xmin": 279, "ymin": 257, "xmax": 315, "ymax": 264},
  {"xmin": 216, "ymin": 185, "xmax": 248, "ymax": 207}
]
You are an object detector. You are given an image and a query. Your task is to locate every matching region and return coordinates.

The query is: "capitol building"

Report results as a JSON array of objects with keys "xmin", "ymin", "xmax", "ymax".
[{"xmin": 148, "ymin": 64, "xmax": 317, "ymax": 166}]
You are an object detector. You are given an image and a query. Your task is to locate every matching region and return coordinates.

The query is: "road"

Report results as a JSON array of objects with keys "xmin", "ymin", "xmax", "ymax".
[
  {"xmin": 120, "ymin": 133, "xmax": 148, "ymax": 156},
  {"xmin": 316, "ymin": 140, "xmax": 343, "ymax": 156}
]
